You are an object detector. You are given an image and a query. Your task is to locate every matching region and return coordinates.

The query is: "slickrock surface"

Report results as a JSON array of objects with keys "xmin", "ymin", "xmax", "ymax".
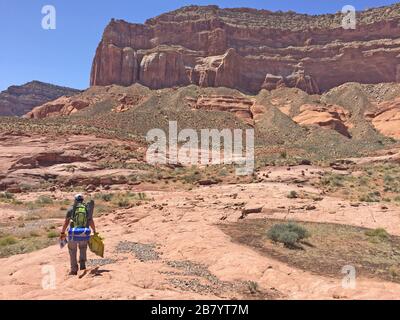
[{"xmin": 1, "ymin": 164, "xmax": 400, "ymax": 299}]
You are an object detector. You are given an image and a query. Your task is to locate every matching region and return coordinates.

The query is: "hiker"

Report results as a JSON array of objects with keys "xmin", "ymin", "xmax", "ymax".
[{"xmin": 60, "ymin": 194, "xmax": 96, "ymax": 275}]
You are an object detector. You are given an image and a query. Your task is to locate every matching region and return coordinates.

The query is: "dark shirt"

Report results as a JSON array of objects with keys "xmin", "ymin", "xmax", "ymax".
[{"xmin": 66, "ymin": 202, "xmax": 93, "ymax": 228}]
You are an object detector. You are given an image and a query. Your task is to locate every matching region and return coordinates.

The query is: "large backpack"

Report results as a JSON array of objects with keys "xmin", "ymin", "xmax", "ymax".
[{"xmin": 71, "ymin": 203, "xmax": 88, "ymax": 228}]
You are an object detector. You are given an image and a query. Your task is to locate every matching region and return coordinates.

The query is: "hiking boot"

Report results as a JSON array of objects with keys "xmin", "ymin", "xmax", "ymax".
[
  {"xmin": 80, "ymin": 262, "xmax": 86, "ymax": 271},
  {"xmin": 69, "ymin": 270, "xmax": 78, "ymax": 276}
]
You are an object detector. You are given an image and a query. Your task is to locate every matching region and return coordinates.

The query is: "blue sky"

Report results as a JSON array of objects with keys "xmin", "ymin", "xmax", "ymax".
[{"xmin": 0, "ymin": 0, "xmax": 398, "ymax": 91}]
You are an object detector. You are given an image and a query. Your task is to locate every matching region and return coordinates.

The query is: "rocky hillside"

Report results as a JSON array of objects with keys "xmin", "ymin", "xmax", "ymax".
[
  {"xmin": 20, "ymin": 80, "xmax": 400, "ymax": 161},
  {"xmin": 0, "ymin": 81, "xmax": 81, "ymax": 116},
  {"xmin": 91, "ymin": 4, "xmax": 400, "ymax": 94}
]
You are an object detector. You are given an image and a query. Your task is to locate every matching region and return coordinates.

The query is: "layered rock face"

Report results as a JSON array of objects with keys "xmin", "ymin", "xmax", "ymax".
[
  {"xmin": 0, "ymin": 81, "xmax": 80, "ymax": 116},
  {"xmin": 366, "ymin": 97, "xmax": 400, "ymax": 139},
  {"xmin": 187, "ymin": 94, "xmax": 255, "ymax": 125},
  {"xmin": 23, "ymin": 96, "xmax": 90, "ymax": 119},
  {"xmin": 91, "ymin": 4, "xmax": 400, "ymax": 94},
  {"xmin": 292, "ymin": 104, "xmax": 352, "ymax": 138},
  {"xmin": 24, "ymin": 84, "xmax": 150, "ymax": 119}
]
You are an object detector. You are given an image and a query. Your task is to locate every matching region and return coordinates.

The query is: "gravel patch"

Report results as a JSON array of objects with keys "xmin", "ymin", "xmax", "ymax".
[
  {"xmin": 168, "ymin": 278, "xmax": 216, "ymax": 295},
  {"xmin": 165, "ymin": 260, "xmax": 219, "ymax": 284},
  {"xmin": 86, "ymin": 258, "xmax": 117, "ymax": 267},
  {"xmin": 163, "ymin": 260, "xmax": 274, "ymax": 298},
  {"xmin": 116, "ymin": 241, "xmax": 160, "ymax": 262}
]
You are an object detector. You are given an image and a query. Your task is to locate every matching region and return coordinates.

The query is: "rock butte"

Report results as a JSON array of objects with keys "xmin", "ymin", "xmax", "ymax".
[{"xmin": 91, "ymin": 4, "xmax": 400, "ymax": 94}]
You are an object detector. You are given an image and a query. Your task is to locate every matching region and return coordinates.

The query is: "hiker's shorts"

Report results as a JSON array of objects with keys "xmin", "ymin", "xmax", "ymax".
[{"xmin": 68, "ymin": 240, "xmax": 88, "ymax": 272}]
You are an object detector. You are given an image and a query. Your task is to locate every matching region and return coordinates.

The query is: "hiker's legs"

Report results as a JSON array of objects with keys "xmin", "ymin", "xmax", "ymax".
[
  {"xmin": 68, "ymin": 241, "xmax": 78, "ymax": 273},
  {"xmin": 79, "ymin": 240, "xmax": 88, "ymax": 269}
]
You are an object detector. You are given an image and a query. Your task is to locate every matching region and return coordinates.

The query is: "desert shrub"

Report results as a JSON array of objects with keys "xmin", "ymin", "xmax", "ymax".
[
  {"xmin": 60, "ymin": 199, "xmax": 70, "ymax": 205},
  {"xmin": 359, "ymin": 191, "xmax": 381, "ymax": 203},
  {"xmin": 287, "ymin": 190, "xmax": 298, "ymax": 199},
  {"xmin": 47, "ymin": 231, "xmax": 59, "ymax": 239},
  {"xmin": 267, "ymin": 222, "xmax": 310, "ymax": 247},
  {"xmin": 389, "ymin": 266, "xmax": 400, "ymax": 278},
  {"xmin": 95, "ymin": 204, "xmax": 108, "ymax": 214},
  {"xmin": 358, "ymin": 176, "xmax": 370, "ymax": 186},
  {"xmin": 108, "ymin": 191, "xmax": 148, "ymax": 208},
  {"xmin": 29, "ymin": 231, "xmax": 40, "ymax": 238},
  {"xmin": 35, "ymin": 195, "xmax": 54, "ymax": 205},
  {"xmin": 103, "ymin": 194, "xmax": 113, "ymax": 202},
  {"xmin": 247, "ymin": 281, "xmax": 260, "ymax": 294},
  {"xmin": 128, "ymin": 174, "xmax": 138, "ymax": 182},
  {"xmin": 383, "ymin": 174, "xmax": 400, "ymax": 193},
  {"xmin": 98, "ymin": 193, "xmax": 113, "ymax": 202},
  {"xmin": 138, "ymin": 192, "xmax": 147, "ymax": 200},
  {"xmin": 20, "ymin": 184, "xmax": 34, "ymax": 192},
  {"xmin": 111, "ymin": 192, "xmax": 132, "ymax": 208},
  {"xmin": 182, "ymin": 172, "xmax": 201, "ymax": 184},
  {"xmin": 0, "ymin": 236, "xmax": 18, "ymax": 247},
  {"xmin": 365, "ymin": 228, "xmax": 390, "ymax": 241},
  {"xmin": 24, "ymin": 213, "xmax": 41, "ymax": 221},
  {"xmin": 116, "ymin": 198, "xmax": 130, "ymax": 207},
  {"xmin": 0, "ymin": 192, "xmax": 14, "ymax": 200},
  {"xmin": 320, "ymin": 174, "xmax": 346, "ymax": 187},
  {"xmin": 384, "ymin": 174, "xmax": 395, "ymax": 184}
]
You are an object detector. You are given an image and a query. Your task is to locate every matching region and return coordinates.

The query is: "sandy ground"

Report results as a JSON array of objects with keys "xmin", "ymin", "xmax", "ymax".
[{"xmin": 1, "ymin": 167, "xmax": 400, "ymax": 300}]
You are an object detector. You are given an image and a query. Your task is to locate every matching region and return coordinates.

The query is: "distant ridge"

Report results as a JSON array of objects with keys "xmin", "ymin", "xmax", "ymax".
[{"xmin": 0, "ymin": 81, "xmax": 81, "ymax": 116}]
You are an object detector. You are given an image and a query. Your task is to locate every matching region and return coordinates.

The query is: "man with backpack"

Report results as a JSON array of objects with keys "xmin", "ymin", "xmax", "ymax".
[{"xmin": 60, "ymin": 194, "xmax": 96, "ymax": 275}]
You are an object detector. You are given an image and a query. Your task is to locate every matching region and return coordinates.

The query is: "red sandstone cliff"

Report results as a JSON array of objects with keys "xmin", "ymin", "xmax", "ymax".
[{"xmin": 90, "ymin": 4, "xmax": 400, "ymax": 94}]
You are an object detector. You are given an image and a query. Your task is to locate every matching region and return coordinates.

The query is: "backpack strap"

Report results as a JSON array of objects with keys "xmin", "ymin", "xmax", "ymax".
[{"xmin": 70, "ymin": 202, "xmax": 78, "ymax": 228}]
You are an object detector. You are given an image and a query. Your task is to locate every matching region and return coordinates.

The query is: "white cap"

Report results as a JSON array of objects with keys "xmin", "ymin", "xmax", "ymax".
[{"xmin": 74, "ymin": 194, "xmax": 84, "ymax": 201}]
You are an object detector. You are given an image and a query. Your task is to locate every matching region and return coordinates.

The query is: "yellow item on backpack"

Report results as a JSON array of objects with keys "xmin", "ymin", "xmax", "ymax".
[{"xmin": 88, "ymin": 233, "xmax": 104, "ymax": 258}]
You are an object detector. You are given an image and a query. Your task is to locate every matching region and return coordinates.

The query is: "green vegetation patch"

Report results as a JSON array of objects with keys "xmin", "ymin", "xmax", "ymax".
[
  {"xmin": 267, "ymin": 222, "xmax": 310, "ymax": 248},
  {"xmin": 219, "ymin": 219, "xmax": 400, "ymax": 283},
  {"xmin": 318, "ymin": 163, "xmax": 400, "ymax": 204}
]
